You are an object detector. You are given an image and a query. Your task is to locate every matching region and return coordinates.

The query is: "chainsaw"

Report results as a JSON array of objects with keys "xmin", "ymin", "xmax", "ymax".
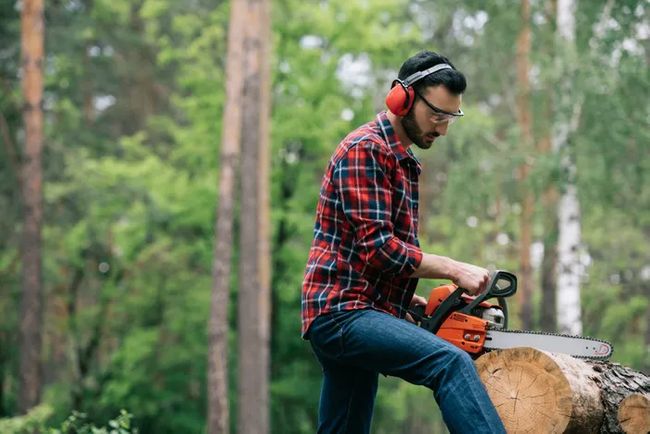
[{"xmin": 408, "ymin": 270, "xmax": 613, "ymax": 360}]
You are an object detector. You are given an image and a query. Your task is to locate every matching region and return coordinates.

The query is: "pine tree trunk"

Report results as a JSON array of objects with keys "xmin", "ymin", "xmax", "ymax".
[
  {"xmin": 207, "ymin": 0, "xmax": 247, "ymax": 432},
  {"xmin": 237, "ymin": 0, "xmax": 271, "ymax": 433},
  {"xmin": 644, "ymin": 306, "xmax": 650, "ymax": 373},
  {"xmin": 516, "ymin": 0, "xmax": 534, "ymax": 330},
  {"xmin": 476, "ymin": 348, "xmax": 650, "ymax": 433},
  {"xmin": 539, "ymin": 0, "xmax": 559, "ymax": 333},
  {"xmin": 540, "ymin": 182, "xmax": 559, "ymax": 331},
  {"xmin": 18, "ymin": 0, "xmax": 44, "ymax": 414}
]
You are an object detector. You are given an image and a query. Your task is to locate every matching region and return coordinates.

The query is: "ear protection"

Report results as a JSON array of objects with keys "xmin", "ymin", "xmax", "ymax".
[{"xmin": 385, "ymin": 64, "xmax": 453, "ymax": 116}]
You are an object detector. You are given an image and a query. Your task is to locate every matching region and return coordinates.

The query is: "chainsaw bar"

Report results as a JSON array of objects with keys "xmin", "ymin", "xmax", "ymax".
[{"xmin": 484, "ymin": 328, "xmax": 613, "ymax": 360}]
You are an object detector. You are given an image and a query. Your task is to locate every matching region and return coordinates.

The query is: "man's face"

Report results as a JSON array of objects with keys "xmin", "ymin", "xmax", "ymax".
[{"xmin": 401, "ymin": 85, "xmax": 462, "ymax": 150}]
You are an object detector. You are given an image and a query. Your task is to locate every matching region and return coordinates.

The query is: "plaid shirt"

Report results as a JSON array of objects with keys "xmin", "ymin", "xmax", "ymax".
[{"xmin": 301, "ymin": 111, "xmax": 423, "ymax": 338}]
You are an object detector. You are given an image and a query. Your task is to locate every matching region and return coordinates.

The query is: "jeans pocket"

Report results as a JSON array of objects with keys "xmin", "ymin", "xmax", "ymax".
[{"xmin": 310, "ymin": 313, "xmax": 345, "ymax": 359}]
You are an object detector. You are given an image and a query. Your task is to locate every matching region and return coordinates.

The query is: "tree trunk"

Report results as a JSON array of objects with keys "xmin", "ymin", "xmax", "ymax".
[
  {"xmin": 237, "ymin": 0, "xmax": 271, "ymax": 433},
  {"xmin": 554, "ymin": 0, "xmax": 583, "ymax": 336},
  {"xmin": 207, "ymin": 0, "xmax": 247, "ymax": 432},
  {"xmin": 556, "ymin": 183, "xmax": 583, "ymax": 335},
  {"xmin": 516, "ymin": 0, "xmax": 534, "ymax": 330},
  {"xmin": 539, "ymin": 0, "xmax": 559, "ymax": 333},
  {"xmin": 18, "ymin": 0, "xmax": 44, "ymax": 414},
  {"xmin": 540, "ymin": 182, "xmax": 559, "ymax": 332},
  {"xmin": 476, "ymin": 348, "xmax": 650, "ymax": 433},
  {"xmin": 644, "ymin": 305, "xmax": 650, "ymax": 373}
]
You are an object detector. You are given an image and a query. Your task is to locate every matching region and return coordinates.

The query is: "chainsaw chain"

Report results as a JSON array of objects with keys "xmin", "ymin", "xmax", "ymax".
[{"xmin": 484, "ymin": 327, "xmax": 614, "ymax": 361}]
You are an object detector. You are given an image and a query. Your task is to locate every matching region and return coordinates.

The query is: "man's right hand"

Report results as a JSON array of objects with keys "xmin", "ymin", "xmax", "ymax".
[
  {"xmin": 410, "ymin": 253, "xmax": 490, "ymax": 295},
  {"xmin": 448, "ymin": 260, "xmax": 490, "ymax": 295}
]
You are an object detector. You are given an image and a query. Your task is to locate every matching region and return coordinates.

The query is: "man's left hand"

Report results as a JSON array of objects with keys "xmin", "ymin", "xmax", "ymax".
[
  {"xmin": 410, "ymin": 294, "xmax": 427, "ymax": 308},
  {"xmin": 405, "ymin": 294, "xmax": 427, "ymax": 323}
]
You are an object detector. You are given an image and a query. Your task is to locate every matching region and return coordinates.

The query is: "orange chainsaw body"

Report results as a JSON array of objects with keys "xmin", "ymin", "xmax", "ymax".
[
  {"xmin": 436, "ymin": 312, "xmax": 488, "ymax": 354},
  {"xmin": 424, "ymin": 284, "xmax": 494, "ymax": 316},
  {"xmin": 425, "ymin": 284, "xmax": 495, "ymax": 355}
]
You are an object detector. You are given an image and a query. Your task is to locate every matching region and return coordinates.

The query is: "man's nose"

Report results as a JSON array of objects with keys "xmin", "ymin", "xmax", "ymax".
[{"xmin": 434, "ymin": 122, "xmax": 449, "ymax": 136}]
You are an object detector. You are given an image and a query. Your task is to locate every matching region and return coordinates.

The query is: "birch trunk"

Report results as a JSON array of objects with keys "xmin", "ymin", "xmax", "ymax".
[
  {"xmin": 207, "ymin": 0, "xmax": 247, "ymax": 432},
  {"xmin": 237, "ymin": 0, "xmax": 272, "ymax": 433},
  {"xmin": 18, "ymin": 0, "xmax": 44, "ymax": 414},
  {"xmin": 554, "ymin": 0, "xmax": 583, "ymax": 336}
]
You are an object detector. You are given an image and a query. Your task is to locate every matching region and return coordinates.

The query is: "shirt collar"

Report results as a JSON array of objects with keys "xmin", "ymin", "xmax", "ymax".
[{"xmin": 376, "ymin": 111, "xmax": 422, "ymax": 172}]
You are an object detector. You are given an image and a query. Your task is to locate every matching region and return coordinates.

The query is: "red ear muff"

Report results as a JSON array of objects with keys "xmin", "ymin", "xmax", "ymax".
[
  {"xmin": 385, "ymin": 64, "xmax": 453, "ymax": 116},
  {"xmin": 385, "ymin": 80, "xmax": 415, "ymax": 116}
]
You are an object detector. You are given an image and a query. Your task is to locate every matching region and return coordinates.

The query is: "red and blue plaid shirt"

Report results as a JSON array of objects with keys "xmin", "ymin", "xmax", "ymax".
[{"xmin": 301, "ymin": 111, "xmax": 423, "ymax": 338}]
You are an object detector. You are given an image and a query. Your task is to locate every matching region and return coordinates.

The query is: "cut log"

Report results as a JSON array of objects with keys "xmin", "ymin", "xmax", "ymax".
[
  {"xmin": 617, "ymin": 394, "xmax": 650, "ymax": 434},
  {"xmin": 595, "ymin": 359, "xmax": 650, "ymax": 434},
  {"xmin": 475, "ymin": 347, "xmax": 650, "ymax": 433}
]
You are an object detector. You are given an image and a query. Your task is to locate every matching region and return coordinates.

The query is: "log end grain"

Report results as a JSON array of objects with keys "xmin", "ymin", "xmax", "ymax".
[
  {"xmin": 476, "ymin": 347, "xmax": 603, "ymax": 434},
  {"xmin": 617, "ymin": 393, "xmax": 650, "ymax": 434}
]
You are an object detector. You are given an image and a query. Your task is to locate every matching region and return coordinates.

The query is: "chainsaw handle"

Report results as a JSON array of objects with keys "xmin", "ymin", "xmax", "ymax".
[
  {"xmin": 459, "ymin": 270, "xmax": 517, "ymax": 316},
  {"xmin": 412, "ymin": 271, "xmax": 516, "ymax": 333}
]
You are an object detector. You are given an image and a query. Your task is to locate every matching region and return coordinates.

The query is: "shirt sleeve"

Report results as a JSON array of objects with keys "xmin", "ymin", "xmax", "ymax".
[{"xmin": 333, "ymin": 140, "xmax": 423, "ymax": 277}]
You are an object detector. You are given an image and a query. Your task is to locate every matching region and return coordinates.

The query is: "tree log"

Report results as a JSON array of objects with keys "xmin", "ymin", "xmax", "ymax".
[
  {"xmin": 475, "ymin": 348, "xmax": 650, "ymax": 433},
  {"xmin": 618, "ymin": 394, "xmax": 650, "ymax": 434}
]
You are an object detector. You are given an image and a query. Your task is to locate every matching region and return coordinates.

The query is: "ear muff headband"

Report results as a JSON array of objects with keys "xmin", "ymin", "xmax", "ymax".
[{"xmin": 385, "ymin": 63, "xmax": 453, "ymax": 116}]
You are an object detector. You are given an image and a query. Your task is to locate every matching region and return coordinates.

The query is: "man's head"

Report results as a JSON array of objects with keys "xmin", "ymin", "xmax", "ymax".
[{"xmin": 392, "ymin": 51, "xmax": 466, "ymax": 149}]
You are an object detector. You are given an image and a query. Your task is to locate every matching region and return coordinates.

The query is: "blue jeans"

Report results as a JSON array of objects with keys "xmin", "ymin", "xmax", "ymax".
[{"xmin": 308, "ymin": 309, "xmax": 505, "ymax": 434}]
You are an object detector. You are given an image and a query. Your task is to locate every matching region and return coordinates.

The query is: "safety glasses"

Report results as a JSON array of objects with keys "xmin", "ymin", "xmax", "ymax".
[{"xmin": 414, "ymin": 90, "xmax": 464, "ymax": 125}]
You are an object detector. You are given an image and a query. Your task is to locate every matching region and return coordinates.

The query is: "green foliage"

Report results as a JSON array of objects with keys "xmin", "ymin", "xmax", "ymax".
[
  {"xmin": 49, "ymin": 410, "xmax": 138, "ymax": 434},
  {"xmin": 0, "ymin": 0, "xmax": 647, "ymax": 433},
  {"xmin": 0, "ymin": 406, "xmax": 137, "ymax": 434},
  {"xmin": 0, "ymin": 405, "xmax": 53, "ymax": 434}
]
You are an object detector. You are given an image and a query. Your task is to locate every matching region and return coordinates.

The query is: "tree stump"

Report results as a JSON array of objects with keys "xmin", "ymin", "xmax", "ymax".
[{"xmin": 475, "ymin": 347, "xmax": 650, "ymax": 433}]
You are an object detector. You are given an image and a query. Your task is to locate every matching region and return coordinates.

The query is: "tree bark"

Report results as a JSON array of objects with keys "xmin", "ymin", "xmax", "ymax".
[
  {"xmin": 237, "ymin": 0, "xmax": 272, "ymax": 433},
  {"xmin": 207, "ymin": 0, "xmax": 247, "ymax": 432},
  {"xmin": 476, "ymin": 348, "xmax": 650, "ymax": 433},
  {"xmin": 516, "ymin": 0, "xmax": 534, "ymax": 330},
  {"xmin": 18, "ymin": 0, "xmax": 44, "ymax": 414}
]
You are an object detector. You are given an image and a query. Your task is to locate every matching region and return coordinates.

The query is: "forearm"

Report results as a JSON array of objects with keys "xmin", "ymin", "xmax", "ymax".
[
  {"xmin": 409, "ymin": 253, "xmax": 457, "ymax": 279},
  {"xmin": 410, "ymin": 253, "xmax": 490, "ymax": 295}
]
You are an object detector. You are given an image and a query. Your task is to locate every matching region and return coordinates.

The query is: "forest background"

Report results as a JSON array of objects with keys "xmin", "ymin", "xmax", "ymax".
[{"xmin": 0, "ymin": 0, "xmax": 648, "ymax": 433}]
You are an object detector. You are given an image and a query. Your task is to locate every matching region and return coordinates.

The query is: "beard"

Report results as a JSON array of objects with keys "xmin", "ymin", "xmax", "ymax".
[{"xmin": 401, "ymin": 110, "xmax": 438, "ymax": 150}]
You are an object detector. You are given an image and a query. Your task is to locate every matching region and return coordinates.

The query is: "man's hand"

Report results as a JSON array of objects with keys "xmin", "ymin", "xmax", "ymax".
[
  {"xmin": 410, "ymin": 253, "xmax": 490, "ymax": 296},
  {"xmin": 405, "ymin": 294, "xmax": 428, "ymax": 323},
  {"xmin": 449, "ymin": 261, "xmax": 490, "ymax": 295},
  {"xmin": 410, "ymin": 294, "xmax": 427, "ymax": 309}
]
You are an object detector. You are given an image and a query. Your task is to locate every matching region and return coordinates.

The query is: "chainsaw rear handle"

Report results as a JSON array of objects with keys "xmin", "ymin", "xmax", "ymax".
[{"xmin": 412, "ymin": 270, "xmax": 517, "ymax": 333}]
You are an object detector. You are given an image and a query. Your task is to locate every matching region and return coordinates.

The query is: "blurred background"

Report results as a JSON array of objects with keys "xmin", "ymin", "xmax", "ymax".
[{"xmin": 0, "ymin": 0, "xmax": 648, "ymax": 433}]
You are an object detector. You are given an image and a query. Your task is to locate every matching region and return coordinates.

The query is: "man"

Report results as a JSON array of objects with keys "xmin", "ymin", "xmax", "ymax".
[{"xmin": 301, "ymin": 51, "xmax": 505, "ymax": 434}]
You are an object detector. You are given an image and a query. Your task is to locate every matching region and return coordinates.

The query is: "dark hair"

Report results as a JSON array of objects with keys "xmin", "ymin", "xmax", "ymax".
[{"xmin": 398, "ymin": 51, "xmax": 466, "ymax": 95}]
